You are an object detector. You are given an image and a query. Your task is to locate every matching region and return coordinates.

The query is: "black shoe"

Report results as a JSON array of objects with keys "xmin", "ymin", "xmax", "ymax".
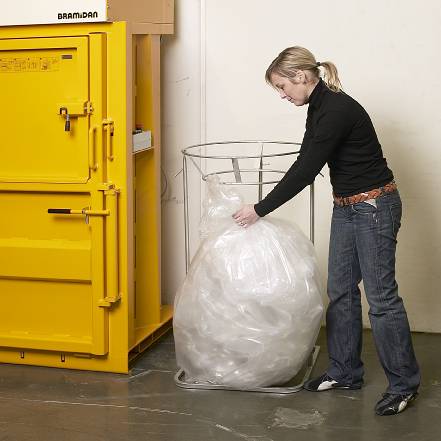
[
  {"xmin": 303, "ymin": 373, "xmax": 363, "ymax": 392},
  {"xmin": 375, "ymin": 392, "xmax": 418, "ymax": 416}
]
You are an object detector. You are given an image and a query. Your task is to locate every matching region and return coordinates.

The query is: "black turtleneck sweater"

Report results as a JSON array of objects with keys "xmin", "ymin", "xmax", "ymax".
[{"xmin": 254, "ymin": 79, "xmax": 394, "ymax": 217}]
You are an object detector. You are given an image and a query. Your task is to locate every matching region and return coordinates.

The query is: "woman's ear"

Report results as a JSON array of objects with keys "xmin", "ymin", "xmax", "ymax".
[{"xmin": 294, "ymin": 70, "xmax": 306, "ymax": 84}]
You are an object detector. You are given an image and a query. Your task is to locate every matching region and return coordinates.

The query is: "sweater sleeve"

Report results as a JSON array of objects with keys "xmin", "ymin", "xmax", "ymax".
[{"xmin": 254, "ymin": 110, "xmax": 350, "ymax": 217}]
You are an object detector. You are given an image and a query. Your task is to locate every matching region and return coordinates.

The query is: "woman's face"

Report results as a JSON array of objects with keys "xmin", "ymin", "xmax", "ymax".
[{"xmin": 270, "ymin": 72, "xmax": 310, "ymax": 106}]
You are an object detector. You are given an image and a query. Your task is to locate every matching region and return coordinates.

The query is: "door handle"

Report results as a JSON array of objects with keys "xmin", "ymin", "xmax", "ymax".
[
  {"xmin": 48, "ymin": 208, "xmax": 110, "ymax": 225},
  {"xmin": 48, "ymin": 208, "xmax": 110, "ymax": 216},
  {"xmin": 99, "ymin": 188, "xmax": 121, "ymax": 307},
  {"xmin": 89, "ymin": 126, "xmax": 98, "ymax": 171},
  {"xmin": 103, "ymin": 119, "xmax": 114, "ymax": 161}
]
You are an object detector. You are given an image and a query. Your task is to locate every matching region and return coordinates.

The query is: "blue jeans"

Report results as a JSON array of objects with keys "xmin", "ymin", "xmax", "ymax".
[{"xmin": 326, "ymin": 190, "xmax": 420, "ymax": 394}]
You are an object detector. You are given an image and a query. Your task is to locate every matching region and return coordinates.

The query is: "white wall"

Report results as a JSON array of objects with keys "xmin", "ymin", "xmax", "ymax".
[
  {"xmin": 161, "ymin": 0, "xmax": 202, "ymax": 305},
  {"xmin": 162, "ymin": 0, "xmax": 441, "ymax": 332}
]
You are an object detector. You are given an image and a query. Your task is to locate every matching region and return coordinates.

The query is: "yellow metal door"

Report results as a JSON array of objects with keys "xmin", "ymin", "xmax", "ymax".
[
  {"xmin": 0, "ymin": 34, "xmax": 115, "ymax": 357},
  {"xmin": 0, "ymin": 37, "xmax": 90, "ymax": 183},
  {"xmin": 0, "ymin": 190, "xmax": 110, "ymax": 355}
]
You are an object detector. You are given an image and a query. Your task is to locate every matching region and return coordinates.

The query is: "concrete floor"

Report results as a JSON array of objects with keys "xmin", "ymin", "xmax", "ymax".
[{"xmin": 0, "ymin": 329, "xmax": 440, "ymax": 441}]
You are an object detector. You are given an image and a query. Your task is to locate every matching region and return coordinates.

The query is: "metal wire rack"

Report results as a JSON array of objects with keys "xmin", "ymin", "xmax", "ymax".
[
  {"xmin": 176, "ymin": 140, "xmax": 321, "ymax": 394},
  {"xmin": 181, "ymin": 140, "xmax": 316, "ymax": 273}
]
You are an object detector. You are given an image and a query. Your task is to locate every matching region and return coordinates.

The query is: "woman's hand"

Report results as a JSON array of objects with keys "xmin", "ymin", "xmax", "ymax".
[{"xmin": 232, "ymin": 204, "xmax": 260, "ymax": 228}]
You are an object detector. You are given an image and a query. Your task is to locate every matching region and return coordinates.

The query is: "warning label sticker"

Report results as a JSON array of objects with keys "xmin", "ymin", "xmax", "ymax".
[{"xmin": 0, "ymin": 57, "xmax": 60, "ymax": 73}]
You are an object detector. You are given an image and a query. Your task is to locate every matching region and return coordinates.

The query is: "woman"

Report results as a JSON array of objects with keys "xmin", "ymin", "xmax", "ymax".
[{"xmin": 233, "ymin": 46, "xmax": 420, "ymax": 416}]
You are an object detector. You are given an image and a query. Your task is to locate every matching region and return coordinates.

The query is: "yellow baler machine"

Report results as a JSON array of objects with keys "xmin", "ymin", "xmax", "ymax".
[{"xmin": 0, "ymin": 0, "xmax": 174, "ymax": 373}]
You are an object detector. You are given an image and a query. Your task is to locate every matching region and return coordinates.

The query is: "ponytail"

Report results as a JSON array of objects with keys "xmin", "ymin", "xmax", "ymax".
[{"xmin": 317, "ymin": 61, "xmax": 342, "ymax": 92}]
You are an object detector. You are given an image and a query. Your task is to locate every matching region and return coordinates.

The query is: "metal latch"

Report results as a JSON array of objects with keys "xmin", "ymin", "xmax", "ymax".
[
  {"xmin": 58, "ymin": 101, "xmax": 93, "ymax": 132},
  {"xmin": 84, "ymin": 101, "xmax": 94, "ymax": 114},
  {"xmin": 57, "ymin": 102, "xmax": 93, "ymax": 116},
  {"xmin": 47, "ymin": 207, "xmax": 110, "ymax": 225}
]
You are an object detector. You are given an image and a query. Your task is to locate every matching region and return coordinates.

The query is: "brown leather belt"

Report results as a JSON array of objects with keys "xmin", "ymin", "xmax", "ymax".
[{"xmin": 333, "ymin": 181, "xmax": 397, "ymax": 207}]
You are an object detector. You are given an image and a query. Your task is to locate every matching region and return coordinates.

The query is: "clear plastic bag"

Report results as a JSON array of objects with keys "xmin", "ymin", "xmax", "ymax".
[{"xmin": 173, "ymin": 177, "xmax": 324, "ymax": 388}]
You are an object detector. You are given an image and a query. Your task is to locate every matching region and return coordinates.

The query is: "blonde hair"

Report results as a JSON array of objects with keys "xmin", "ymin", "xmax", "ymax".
[{"xmin": 265, "ymin": 46, "xmax": 343, "ymax": 93}]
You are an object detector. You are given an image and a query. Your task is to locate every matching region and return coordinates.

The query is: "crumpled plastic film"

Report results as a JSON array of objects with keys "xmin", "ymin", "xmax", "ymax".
[{"xmin": 173, "ymin": 176, "xmax": 324, "ymax": 388}]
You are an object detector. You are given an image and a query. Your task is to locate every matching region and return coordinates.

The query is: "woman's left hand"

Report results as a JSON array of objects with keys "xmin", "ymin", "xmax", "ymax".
[{"xmin": 232, "ymin": 204, "xmax": 260, "ymax": 228}]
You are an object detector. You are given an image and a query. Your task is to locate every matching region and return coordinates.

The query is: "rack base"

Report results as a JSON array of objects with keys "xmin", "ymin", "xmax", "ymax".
[{"xmin": 174, "ymin": 345, "xmax": 320, "ymax": 394}]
